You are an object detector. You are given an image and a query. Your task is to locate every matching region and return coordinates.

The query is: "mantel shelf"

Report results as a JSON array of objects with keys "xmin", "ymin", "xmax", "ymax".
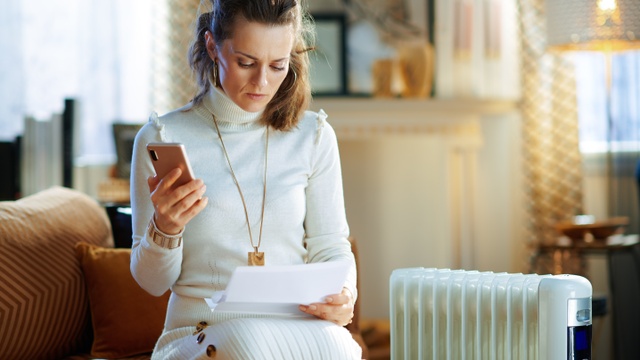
[{"xmin": 309, "ymin": 97, "xmax": 519, "ymax": 138}]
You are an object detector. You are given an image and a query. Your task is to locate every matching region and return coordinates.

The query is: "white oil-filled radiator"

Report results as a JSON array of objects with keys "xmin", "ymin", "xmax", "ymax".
[{"xmin": 390, "ymin": 268, "xmax": 592, "ymax": 360}]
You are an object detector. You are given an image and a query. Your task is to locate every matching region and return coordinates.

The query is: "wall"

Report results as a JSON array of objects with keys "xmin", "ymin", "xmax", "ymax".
[{"xmin": 338, "ymin": 111, "xmax": 524, "ymax": 319}]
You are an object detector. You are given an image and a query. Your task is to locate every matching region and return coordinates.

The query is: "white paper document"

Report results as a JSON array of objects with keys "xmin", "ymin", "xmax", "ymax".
[{"xmin": 205, "ymin": 260, "xmax": 351, "ymax": 317}]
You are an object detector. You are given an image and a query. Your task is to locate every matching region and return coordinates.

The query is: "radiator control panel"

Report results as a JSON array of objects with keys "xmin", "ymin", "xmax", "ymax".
[
  {"xmin": 568, "ymin": 297, "xmax": 592, "ymax": 360},
  {"xmin": 568, "ymin": 324, "xmax": 592, "ymax": 360}
]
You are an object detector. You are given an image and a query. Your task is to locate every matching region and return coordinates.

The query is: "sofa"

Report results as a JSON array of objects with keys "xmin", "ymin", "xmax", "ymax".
[{"xmin": 0, "ymin": 186, "xmax": 367, "ymax": 359}]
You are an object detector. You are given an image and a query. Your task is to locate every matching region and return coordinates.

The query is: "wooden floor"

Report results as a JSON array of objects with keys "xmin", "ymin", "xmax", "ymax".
[{"xmin": 360, "ymin": 319, "xmax": 390, "ymax": 360}]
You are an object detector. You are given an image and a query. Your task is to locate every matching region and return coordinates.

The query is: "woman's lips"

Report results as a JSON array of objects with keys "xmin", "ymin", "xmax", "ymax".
[{"xmin": 247, "ymin": 93, "xmax": 267, "ymax": 101}]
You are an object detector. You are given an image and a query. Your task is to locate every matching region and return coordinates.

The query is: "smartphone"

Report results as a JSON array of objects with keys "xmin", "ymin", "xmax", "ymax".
[{"xmin": 146, "ymin": 143, "xmax": 195, "ymax": 187}]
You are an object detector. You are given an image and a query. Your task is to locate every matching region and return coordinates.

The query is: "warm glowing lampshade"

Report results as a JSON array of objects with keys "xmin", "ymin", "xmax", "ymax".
[{"xmin": 545, "ymin": 0, "xmax": 640, "ymax": 52}]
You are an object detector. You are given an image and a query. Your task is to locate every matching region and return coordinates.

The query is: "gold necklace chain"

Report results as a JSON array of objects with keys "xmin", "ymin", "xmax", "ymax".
[{"xmin": 212, "ymin": 114, "xmax": 269, "ymax": 264}]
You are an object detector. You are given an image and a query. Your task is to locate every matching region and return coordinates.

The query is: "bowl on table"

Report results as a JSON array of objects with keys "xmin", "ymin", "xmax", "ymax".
[{"xmin": 555, "ymin": 216, "xmax": 629, "ymax": 243}]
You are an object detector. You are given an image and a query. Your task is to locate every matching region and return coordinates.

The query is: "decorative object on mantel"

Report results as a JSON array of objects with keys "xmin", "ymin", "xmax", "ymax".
[
  {"xmin": 397, "ymin": 41, "xmax": 434, "ymax": 98},
  {"xmin": 371, "ymin": 58, "xmax": 394, "ymax": 97},
  {"xmin": 343, "ymin": 0, "xmax": 432, "ymax": 97}
]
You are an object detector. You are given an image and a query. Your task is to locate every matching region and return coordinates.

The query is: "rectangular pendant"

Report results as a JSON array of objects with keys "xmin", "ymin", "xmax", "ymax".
[{"xmin": 248, "ymin": 251, "xmax": 265, "ymax": 266}]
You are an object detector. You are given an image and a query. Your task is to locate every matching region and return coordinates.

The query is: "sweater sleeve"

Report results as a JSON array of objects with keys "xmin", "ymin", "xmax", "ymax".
[
  {"xmin": 304, "ymin": 110, "xmax": 358, "ymax": 301},
  {"xmin": 129, "ymin": 113, "xmax": 183, "ymax": 296}
]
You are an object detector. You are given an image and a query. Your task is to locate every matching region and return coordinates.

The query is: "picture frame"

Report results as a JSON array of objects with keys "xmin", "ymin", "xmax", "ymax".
[
  {"xmin": 309, "ymin": 13, "xmax": 348, "ymax": 96},
  {"xmin": 112, "ymin": 123, "xmax": 143, "ymax": 179}
]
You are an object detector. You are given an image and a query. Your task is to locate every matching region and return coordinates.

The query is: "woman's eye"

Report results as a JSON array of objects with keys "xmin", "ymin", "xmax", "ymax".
[{"xmin": 237, "ymin": 60, "xmax": 285, "ymax": 71}]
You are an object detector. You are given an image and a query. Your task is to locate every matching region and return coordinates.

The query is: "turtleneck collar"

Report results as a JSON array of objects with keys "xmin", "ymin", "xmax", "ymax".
[{"xmin": 201, "ymin": 85, "xmax": 264, "ymax": 131}]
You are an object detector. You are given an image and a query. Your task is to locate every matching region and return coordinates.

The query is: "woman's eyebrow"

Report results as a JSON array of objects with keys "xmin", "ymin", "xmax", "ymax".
[{"xmin": 234, "ymin": 50, "xmax": 289, "ymax": 62}]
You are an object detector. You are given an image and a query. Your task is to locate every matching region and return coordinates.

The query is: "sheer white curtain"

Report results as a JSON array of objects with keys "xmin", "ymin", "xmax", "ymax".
[
  {"xmin": 574, "ymin": 50, "xmax": 640, "ymax": 233},
  {"xmin": 0, "ymin": 0, "xmax": 153, "ymax": 162},
  {"xmin": 434, "ymin": 0, "xmax": 520, "ymax": 99},
  {"xmin": 574, "ymin": 51, "xmax": 640, "ymax": 154},
  {"xmin": 0, "ymin": 0, "xmax": 25, "ymax": 141}
]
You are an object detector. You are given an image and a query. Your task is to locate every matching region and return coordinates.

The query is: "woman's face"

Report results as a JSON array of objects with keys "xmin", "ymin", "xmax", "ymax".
[{"xmin": 206, "ymin": 17, "xmax": 294, "ymax": 113}]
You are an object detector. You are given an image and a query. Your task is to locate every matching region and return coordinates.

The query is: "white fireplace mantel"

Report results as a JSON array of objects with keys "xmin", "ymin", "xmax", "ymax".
[
  {"xmin": 309, "ymin": 97, "xmax": 520, "ymax": 291},
  {"xmin": 310, "ymin": 97, "xmax": 518, "ymax": 139}
]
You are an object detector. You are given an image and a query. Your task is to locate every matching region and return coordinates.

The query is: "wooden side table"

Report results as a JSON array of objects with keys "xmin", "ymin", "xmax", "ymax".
[{"xmin": 530, "ymin": 240, "xmax": 638, "ymax": 276}]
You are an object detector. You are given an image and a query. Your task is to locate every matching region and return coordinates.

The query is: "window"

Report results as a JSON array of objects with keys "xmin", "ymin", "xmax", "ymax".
[
  {"xmin": 0, "ymin": 0, "xmax": 155, "ymax": 162},
  {"xmin": 573, "ymin": 51, "xmax": 640, "ymax": 154}
]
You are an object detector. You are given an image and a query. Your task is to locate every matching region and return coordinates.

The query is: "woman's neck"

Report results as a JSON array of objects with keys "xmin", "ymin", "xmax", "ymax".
[{"xmin": 203, "ymin": 85, "xmax": 263, "ymax": 127}]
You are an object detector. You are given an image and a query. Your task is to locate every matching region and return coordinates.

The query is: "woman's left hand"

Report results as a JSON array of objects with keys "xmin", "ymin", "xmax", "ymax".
[{"xmin": 299, "ymin": 288, "xmax": 354, "ymax": 326}]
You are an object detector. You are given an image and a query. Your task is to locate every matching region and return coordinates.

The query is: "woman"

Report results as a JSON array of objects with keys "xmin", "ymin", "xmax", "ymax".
[{"xmin": 129, "ymin": 0, "xmax": 361, "ymax": 359}]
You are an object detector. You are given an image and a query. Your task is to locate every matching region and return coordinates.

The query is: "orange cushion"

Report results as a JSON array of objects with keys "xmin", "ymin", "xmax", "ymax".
[{"xmin": 75, "ymin": 242, "xmax": 170, "ymax": 358}]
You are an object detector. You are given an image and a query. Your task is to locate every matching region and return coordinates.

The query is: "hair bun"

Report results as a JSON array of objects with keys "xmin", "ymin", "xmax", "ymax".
[{"xmin": 197, "ymin": 12, "xmax": 213, "ymax": 34}]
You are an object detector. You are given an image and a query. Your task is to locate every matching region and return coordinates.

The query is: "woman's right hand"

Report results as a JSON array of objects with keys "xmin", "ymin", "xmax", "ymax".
[{"xmin": 148, "ymin": 168, "xmax": 208, "ymax": 235}]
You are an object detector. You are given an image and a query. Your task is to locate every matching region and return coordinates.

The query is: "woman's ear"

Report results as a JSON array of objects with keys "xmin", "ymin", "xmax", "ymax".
[{"xmin": 204, "ymin": 30, "xmax": 217, "ymax": 61}]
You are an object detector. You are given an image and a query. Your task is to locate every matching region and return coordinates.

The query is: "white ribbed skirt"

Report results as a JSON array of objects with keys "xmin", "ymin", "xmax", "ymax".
[{"xmin": 152, "ymin": 293, "xmax": 362, "ymax": 360}]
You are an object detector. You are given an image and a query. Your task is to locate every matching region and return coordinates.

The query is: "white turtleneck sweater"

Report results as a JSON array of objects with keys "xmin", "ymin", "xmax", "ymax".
[{"xmin": 129, "ymin": 86, "xmax": 356, "ymax": 306}]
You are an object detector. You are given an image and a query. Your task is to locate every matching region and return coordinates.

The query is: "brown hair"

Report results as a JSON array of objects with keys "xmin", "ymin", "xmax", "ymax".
[{"xmin": 188, "ymin": 0, "xmax": 314, "ymax": 131}]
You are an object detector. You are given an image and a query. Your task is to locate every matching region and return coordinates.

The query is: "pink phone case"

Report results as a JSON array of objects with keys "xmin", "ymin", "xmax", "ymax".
[{"xmin": 146, "ymin": 143, "xmax": 195, "ymax": 187}]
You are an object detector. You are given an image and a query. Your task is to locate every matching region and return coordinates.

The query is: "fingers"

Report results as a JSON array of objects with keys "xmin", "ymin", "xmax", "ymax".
[
  {"xmin": 156, "ymin": 168, "xmax": 184, "ymax": 193},
  {"xmin": 326, "ymin": 291, "xmax": 352, "ymax": 306},
  {"xmin": 298, "ymin": 300, "xmax": 354, "ymax": 326},
  {"xmin": 298, "ymin": 288, "xmax": 355, "ymax": 325},
  {"xmin": 147, "ymin": 175, "xmax": 161, "ymax": 192},
  {"xmin": 150, "ymin": 170, "xmax": 208, "ymax": 234},
  {"xmin": 148, "ymin": 168, "xmax": 182, "ymax": 200},
  {"xmin": 154, "ymin": 192, "xmax": 207, "ymax": 234}
]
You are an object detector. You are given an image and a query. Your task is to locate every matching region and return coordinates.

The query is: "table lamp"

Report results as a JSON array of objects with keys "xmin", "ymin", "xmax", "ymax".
[
  {"xmin": 546, "ymin": 0, "xmax": 640, "ymax": 53},
  {"xmin": 545, "ymin": 0, "xmax": 640, "ymax": 124},
  {"xmin": 546, "ymin": 0, "xmax": 640, "ymax": 116}
]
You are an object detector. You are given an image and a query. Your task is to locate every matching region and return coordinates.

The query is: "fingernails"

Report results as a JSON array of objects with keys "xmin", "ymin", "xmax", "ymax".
[
  {"xmin": 309, "ymin": 305, "xmax": 317, "ymax": 311},
  {"xmin": 325, "ymin": 297, "xmax": 334, "ymax": 303}
]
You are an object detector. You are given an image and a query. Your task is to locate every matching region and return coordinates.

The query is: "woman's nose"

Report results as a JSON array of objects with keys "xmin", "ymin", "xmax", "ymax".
[{"xmin": 252, "ymin": 67, "xmax": 268, "ymax": 88}]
